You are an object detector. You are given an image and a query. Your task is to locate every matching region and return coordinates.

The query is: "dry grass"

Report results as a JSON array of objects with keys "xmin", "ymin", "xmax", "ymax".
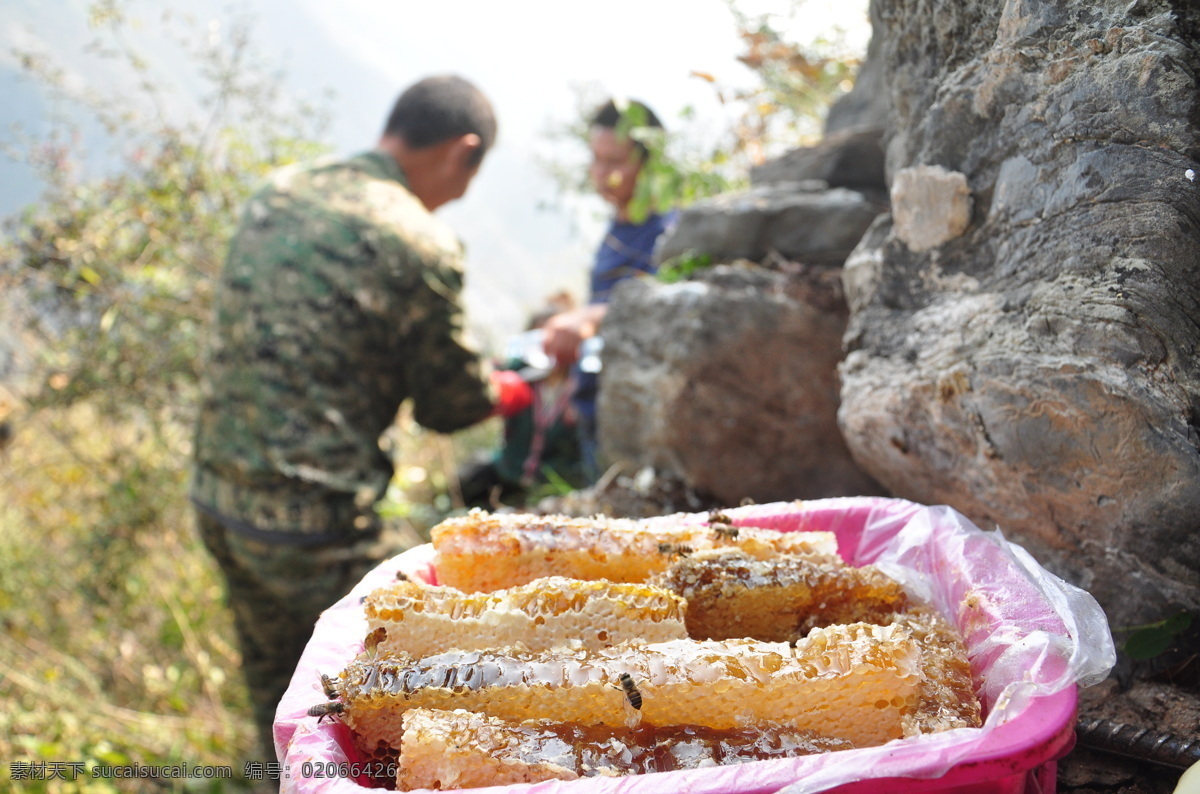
[
  {"xmin": 0, "ymin": 403, "xmax": 252, "ymax": 792},
  {"xmin": 0, "ymin": 399, "xmax": 500, "ymax": 792}
]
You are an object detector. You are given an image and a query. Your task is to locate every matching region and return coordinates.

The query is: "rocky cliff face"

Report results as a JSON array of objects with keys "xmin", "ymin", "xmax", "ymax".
[
  {"xmin": 838, "ymin": 0, "xmax": 1200, "ymax": 627},
  {"xmin": 594, "ymin": 0, "xmax": 1199, "ymax": 631},
  {"xmin": 599, "ymin": 264, "xmax": 884, "ymax": 505},
  {"xmin": 597, "ymin": 118, "xmax": 888, "ymax": 505}
]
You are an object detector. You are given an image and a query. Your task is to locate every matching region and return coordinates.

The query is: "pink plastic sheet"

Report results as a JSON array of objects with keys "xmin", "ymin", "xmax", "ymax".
[{"xmin": 274, "ymin": 497, "xmax": 1115, "ymax": 794}]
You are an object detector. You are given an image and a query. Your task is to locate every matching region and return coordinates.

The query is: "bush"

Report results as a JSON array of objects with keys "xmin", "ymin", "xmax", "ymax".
[{"xmin": 0, "ymin": 3, "xmax": 331, "ymax": 789}]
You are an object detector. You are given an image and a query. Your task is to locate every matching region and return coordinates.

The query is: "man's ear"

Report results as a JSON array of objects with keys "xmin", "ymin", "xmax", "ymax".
[{"xmin": 451, "ymin": 133, "xmax": 483, "ymax": 168}]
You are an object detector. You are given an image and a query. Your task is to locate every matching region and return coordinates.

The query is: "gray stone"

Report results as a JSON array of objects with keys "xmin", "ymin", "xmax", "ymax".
[
  {"xmin": 750, "ymin": 125, "xmax": 887, "ymax": 192},
  {"xmin": 597, "ymin": 263, "xmax": 885, "ymax": 505},
  {"xmin": 838, "ymin": 0, "xmax": 1200, "ymax": 628},
  {"xmin": 656, "ymin": 184, "xmax": 884, "ymax": 267},
  {"xmin": 825, "ymin": 1, "xmax": 889, "ymax": 135}
]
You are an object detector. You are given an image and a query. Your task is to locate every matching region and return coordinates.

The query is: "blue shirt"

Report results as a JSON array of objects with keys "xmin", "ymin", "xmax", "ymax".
[
  {"xmin": 589, "ymin": 213, "xmax": 671, "ymax": 304},
  {"xmin": 574, "ymin": 213, "xmax": 673, "ymax": 423}
]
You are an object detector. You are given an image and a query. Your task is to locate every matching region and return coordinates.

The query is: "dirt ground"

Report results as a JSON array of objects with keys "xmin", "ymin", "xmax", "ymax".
[{"xmin": 1058, "ymin": 677, "xmax": 1199, "ymax": 793}]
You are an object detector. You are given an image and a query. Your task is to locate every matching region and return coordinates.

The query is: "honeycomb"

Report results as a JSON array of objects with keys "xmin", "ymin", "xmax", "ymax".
[
  {"xmin": 891, "ymin": 607, "xmax": 982, "ymax": 735},
  {"xmin": 312, "ymin": 510, "xmax": 985, "ymax": 790},
  {"xmin": 431, "ymin": 510, "xmax": 839, "ymax": 592},
  {"xmin": 652, "ymin": 548, "xmax": 910, "ymax": 641},
  {"xmin": 394, "ymin": 707, "xmax": 854, "ymax": 790},
  {"xmin": 333, "ymin": 623, "xmax": 922, "ymax": 761},
  {"xmin": 363, "ymin": 576, "xmax": 688, "ymax": 657}
]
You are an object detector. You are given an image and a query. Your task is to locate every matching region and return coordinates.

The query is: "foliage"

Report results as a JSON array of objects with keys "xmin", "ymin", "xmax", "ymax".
[
  {"xmin": 656, "ymin": 251, "xmax": 715, "ymax": 285},
  {"xmin": 2, "ymin": 1, "xmax": 330, "ymax": 424},
  {"xmin": 1, "ymin": 405, "xmax": 255, "ymax": 792},
  {"xmin": 717, "ymin": 0, "xmax": 862, "ymax": 162},
  {"xmin": 540, "ymin": 0, "xmax": 864, "ymax": 269},
  {"xmin": 524, "ymin": 463, "xmax": 584, "ymax": 505},
  {"xmin": 616, "ymin": 100, "xmax": 738, "ymax": 226},
  {"xmin": 377, "ymin": 406, "xmax": 504, "ymax": 542},
  {"xmin": 0, "ymin": 3, "xmax": 342, "ymax": 790},
  {"xmin": 1118, "ymin": 611, "xmax": 1194, "ymax": 662}
]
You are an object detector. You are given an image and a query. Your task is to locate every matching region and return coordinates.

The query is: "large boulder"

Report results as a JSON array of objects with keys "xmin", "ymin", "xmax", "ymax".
[
  {"xmin": 656, "ymin": 184, "xmax": 883, "ymax": 267},
  {"xmin": 839, "ymin": 0, "xmax": 1200, "ymax": 627},
  {"xmin": 750, "ymin": 126, "xmax": 887, "ymax": 194},
  {"xmin": 824, "ymin": 0, "xmax": 889, "ymax": 136},
  {"xmin": 598, "ymin": 264, "xmax": 884, "ymax": 505}
]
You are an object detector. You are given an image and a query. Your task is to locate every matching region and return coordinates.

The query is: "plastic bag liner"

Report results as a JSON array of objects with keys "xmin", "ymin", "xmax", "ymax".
[{"xmin": 274, "ymin": 496, "xmax": 1116, "ymax": 794}]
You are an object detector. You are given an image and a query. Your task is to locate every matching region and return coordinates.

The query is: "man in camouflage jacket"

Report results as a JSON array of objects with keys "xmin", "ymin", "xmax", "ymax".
[{"xmin": 191, "ymin": 75, "xmax": 516, "ymax": 758}]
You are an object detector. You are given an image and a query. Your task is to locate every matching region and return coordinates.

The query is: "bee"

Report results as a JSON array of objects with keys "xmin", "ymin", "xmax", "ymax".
[
  {"xmin": 395, "ymin": 570, "xmax": 409, "ymax": 582},
  {"xmin": 712, "ymin": 524, "xmax": 739, "ymax": 541},
  {"xmin": 657, "ymin": 543, "xmax": 693, "ymax": 557},
  {"xmin": 614, "ymin": 673, "xmax": 643, "ymax": 710},
  {"xmin": 307, "ymin": 701, "xmax": 346, "ymax": 723},
  {"xmin": 319, "ymin": 673, "xmax": 338, "ymax": 700},
  {"xmin": 708, "ymin": 510, "xmax": 733, "ymax": 525}
]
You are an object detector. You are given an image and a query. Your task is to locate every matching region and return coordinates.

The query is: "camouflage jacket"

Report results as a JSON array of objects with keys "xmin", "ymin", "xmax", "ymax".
[{"xmin": 192, "ymin": 150, "xmax": 493, "ymax": 542}]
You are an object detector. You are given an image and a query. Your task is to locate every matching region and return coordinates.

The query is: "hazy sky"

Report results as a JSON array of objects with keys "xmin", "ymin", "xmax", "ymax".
[{"xmin": 1, "ymin": 0, "xmax": 870, "ymax": 346}]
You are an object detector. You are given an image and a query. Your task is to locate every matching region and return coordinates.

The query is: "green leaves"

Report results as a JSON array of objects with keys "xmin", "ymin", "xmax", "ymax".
[
  {"xmin": 541, "ymin": 1, "xmax": 860, "ymax": 248},
  {"xmin": 0, "ymin": 6, "xmax": 329, "ymax": 780},
  {"xmin": 620, "ymin": 111, "xmax": 743, "ymax": 226},
  {"xmin": 657, "ymin": 251, "xmax": 715, "ymax": 285},
  {"xmin": 1121, "ymin": 612, "xmax": 1193, "ymax": 661},
  {"xmin": 2, "ymin": 2, "xmax": 330, "ymax": 429}
]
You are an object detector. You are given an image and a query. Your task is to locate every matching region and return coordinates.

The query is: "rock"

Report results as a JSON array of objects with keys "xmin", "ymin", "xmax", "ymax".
[
  {"xmin": 1056, "ymin": 750, "xmax": 1141, "ymax": 789},
  {"xmin": 655, "ymin": 184, "xmax": 883, "ymax": 266},
  {"xmin": 597, "ymin": 263, "xmax": 885, "ymax": 505},
  {"xmin": 1062, "ymin": 676, "xmax": 1200, "ymax": 792},
  {"xmin": 825, "ymin": 1, "xmax": 889, "ymax": 135},
  {"xmin": 889, "ymin": 165, "xmax": 973, "ymax": 251},
  {"xmin": 838, "ymin": 0, "xmax": 1200, "ymax": 628},
  {"xmin": 750, "ymin": 126, "xmax": 887, "ymax": 193}
]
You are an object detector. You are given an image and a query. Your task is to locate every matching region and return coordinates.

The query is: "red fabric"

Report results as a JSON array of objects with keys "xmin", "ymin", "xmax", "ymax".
[{"xmin": 490, "ymin": 369, "xmax": 534, "ymax": 418}]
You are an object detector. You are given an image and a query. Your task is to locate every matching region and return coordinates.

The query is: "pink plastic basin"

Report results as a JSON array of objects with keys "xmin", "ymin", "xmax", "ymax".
[
  {"xmin": 826, "ymin": 687, "xmax": 1076, "ymax": 793},
  {"xmin": 275, "ymin": 496, "xmax": 1110, "ymax": 794}
]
